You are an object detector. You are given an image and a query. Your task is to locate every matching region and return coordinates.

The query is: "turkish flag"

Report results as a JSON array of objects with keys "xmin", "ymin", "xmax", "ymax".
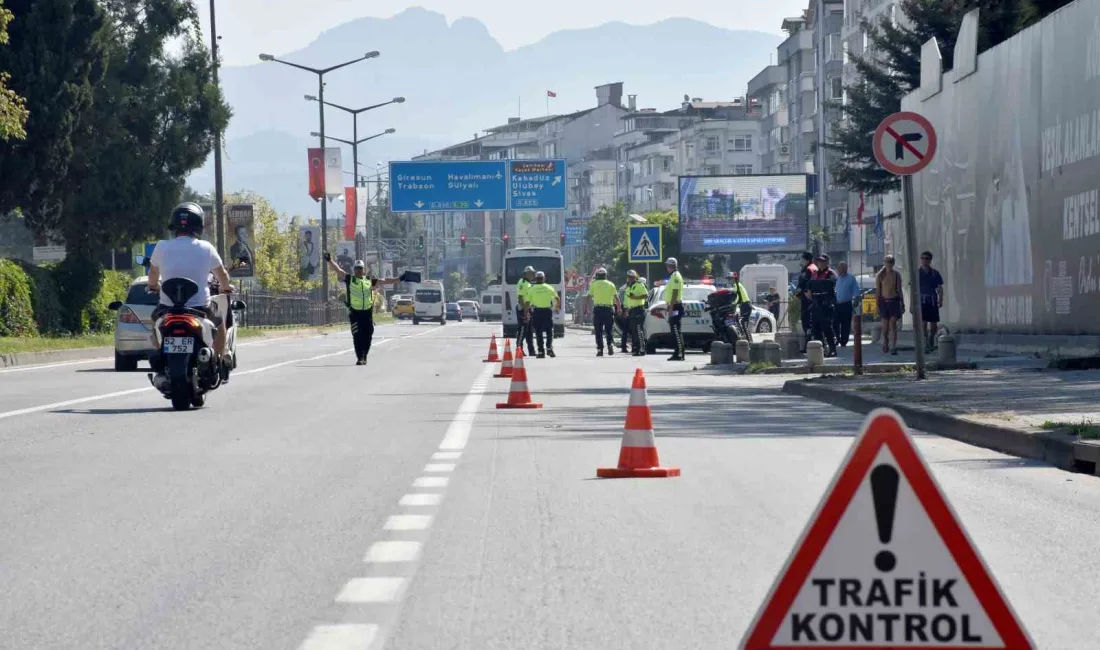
[
  {"xmin": 308, "ymin": 148, "xmax": 325, "ymax": 200},
  {"xmin": 344, "ymin": 187, "xmax": 357, "ymax": 240},
  {"xmin": 856, "ymin": 190, "xmax": 865, "ymax": 226}
]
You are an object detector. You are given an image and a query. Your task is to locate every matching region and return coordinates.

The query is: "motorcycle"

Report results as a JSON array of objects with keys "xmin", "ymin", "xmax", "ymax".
[
  {"xmin": 148, "ymin": 277, "xmax": 246, "ymax": 410},
  {"xmin": 705, "ymin": 289, "xmax": 752, "ymax": 347}
]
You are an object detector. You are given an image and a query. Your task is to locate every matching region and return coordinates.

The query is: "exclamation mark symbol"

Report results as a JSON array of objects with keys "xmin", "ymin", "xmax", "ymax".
[{"xmin": 871, "ymin": 464, "xmax": 900, "ymax": 573}]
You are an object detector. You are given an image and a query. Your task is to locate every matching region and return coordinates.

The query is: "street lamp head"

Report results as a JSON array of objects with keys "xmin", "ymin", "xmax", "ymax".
[
  {"xmin": 259, "ymin": 53, "xmax": 275, "ymax": 61},
  {"xmin": 365, "ymin": 51, "xmax": 381, "ymax": 59},
  {"xmin": 304, "ymin": 94, "xmax": 318, "ymax": 102},
  {"xmin": 310, "ymin": 131, "xmax": 321, "ymax": 137},
  {"xmin": 393, "ymin": 97, "xmax": 406, "ymax": 103},
  {"xmin": 385, "ymin": 128, "xmax": 396, "ymax": 134}
]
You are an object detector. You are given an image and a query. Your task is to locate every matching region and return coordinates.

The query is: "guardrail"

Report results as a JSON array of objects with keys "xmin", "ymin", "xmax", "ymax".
[{"xmin": 237, "ymin": 292, "xmax": 346, "ymax": 327}]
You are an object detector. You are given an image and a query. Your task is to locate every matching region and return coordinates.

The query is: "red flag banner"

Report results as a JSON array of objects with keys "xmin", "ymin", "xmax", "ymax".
[
  {"xmin": 856, "ymin": 190, "xmax": 865, "ymax": 226},
  {"xmin": 344, "ymin": 187, "xmax": 357, "ymax": 240},
  {"xmin": 308, "ymin": 148, "xmax": 325, "ymax": 200},
  {"xmin": 547, "ymin": 90, "xmax": 557, "ymax": 98}
]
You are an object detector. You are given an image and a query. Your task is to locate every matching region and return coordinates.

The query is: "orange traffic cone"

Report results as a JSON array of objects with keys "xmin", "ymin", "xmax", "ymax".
[
  {"xmin": 597, "ymin": 369, "xmax": 680, "ymax": 478},
  {"xmin": 483, "ymin": 334, "xmax": 501, "ymax": 363},
  {"xmin": 494, "ymin": 339, "xmax": 514, "ymax": 378},
  {"xmin": 496, "ymin": 347, "xmax": 542, "ymax": 409}
]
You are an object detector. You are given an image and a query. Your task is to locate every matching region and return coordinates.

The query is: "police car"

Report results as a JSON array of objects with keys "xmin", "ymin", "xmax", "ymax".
[{"xmin": 643, "ymin": 280, "xmax": 777, "ymax": 354}]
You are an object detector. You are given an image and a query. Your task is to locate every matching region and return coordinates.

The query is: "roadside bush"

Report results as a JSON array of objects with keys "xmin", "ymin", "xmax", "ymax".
[
  {"xmin": 54, "ymin": 255, "xmax": 105, "ymax": 334},
  {"xmin": 18, "ymin": 262, "xmax": 64, "ymax": 335},
  {"xmin": 0, "ymin": 259, "xmax": 36, "ymax": 337},
  {"xmin": 85, "ymin": 270, "xmax": 130, "ymax": 334}
]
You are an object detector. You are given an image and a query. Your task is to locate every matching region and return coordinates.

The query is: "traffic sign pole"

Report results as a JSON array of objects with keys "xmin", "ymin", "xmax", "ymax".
[{"xmin": 872, "ymin": 111, "xmax": 937, "ymax": 381}]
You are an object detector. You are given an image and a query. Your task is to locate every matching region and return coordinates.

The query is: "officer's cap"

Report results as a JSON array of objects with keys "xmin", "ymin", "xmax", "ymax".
[
  {"xmin": 524, "ymin": 266, "xmax": 536, "ymax": 273},
  {"xmin": 353, "ymin": 260, "xmax": 365, "ymax": 269}
]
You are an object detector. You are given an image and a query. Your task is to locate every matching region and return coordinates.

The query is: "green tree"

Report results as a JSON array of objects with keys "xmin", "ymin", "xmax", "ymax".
[
  {"xmin": 576, "ymin": 203, "xmax": 628, "ymax": 275},
  {"xmin": 444, "ymin": 271, "xmax": 464, "ymax": 301},
  {"xmin": 249, "ymin": 193, "xmax": 317, "ymax": 294},
  {"xmin": 0, "ymin": 0, "xmax": 106, "ymax": 221},
  {"xmin": 0, "ymin": 0, "xmax": 28, "ymax": 141},
  {"xmin": 59, "ymin": 0, "xmax": 230, "ymax": 259},
  {"xmin": 613, "ymin": 210, "xmax": 711, "ymax": 279},
  {"xmin": 826, "ymin": 0, "xmax": 1056, "ymax": 194}
]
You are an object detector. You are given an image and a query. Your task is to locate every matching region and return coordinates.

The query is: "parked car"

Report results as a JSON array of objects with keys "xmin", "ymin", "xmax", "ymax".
[
  {"xmin": 108, "ymin": 276, "xmax": 161, "ymax": 371},
  {"xmin": 457, "ymin": 300, "xmax": 480, "ymax": 321},
  {"xmin": 445, "ymin": 302, "xmax": 463, "ymax": 322},
  {"xmin": 643, "ymin": 282, "xmax": 777, "ymax": 354}
]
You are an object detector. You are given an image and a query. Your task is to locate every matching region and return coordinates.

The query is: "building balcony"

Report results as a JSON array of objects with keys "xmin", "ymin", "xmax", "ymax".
[
  {"xmin": 747, "ymin": 65, "xmax": 786, "ymax": 97},
  {"xmin": 759, "ymin": 108, "xmax": 789, "ymax": 134},
  {"xmin": 801, "ymin": 117, "xmax": 816, "ymax": 134},
  {"xmin": 799, "ymin": 73, "xmax": 815, "ymax": 93}
]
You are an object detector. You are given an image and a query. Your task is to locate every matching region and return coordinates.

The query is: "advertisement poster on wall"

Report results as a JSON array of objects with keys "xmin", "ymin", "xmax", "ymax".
[{"xmin": 334, "ymin": 241, "xmax": 356, "ymax": 274}]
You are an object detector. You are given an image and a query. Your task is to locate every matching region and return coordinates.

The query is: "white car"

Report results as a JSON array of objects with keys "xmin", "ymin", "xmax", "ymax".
[{"xmin": 643, "ymin": 282, "xmax": 777, "ymax": 354}]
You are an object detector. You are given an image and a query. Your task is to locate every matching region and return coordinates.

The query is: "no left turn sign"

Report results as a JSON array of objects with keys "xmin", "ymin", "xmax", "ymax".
[{"xmin": 873, "ymin": 111, "xmax": 938, "ymax": 176}]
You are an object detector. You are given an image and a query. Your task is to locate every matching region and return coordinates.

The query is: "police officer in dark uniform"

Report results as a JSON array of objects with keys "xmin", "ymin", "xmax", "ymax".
[
  {"xmin": 808, "ymin": 253, "xmax": 839, "ymax": 357},
  {"xmin": 795, "ymin": 251, "xmax": 817, "ymax": 353}
]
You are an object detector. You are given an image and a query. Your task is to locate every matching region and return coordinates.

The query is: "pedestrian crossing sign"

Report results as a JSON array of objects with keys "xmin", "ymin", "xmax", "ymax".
[{"xmin": 628, "ymin": 225, "xmax": 662, "ymax": 263}]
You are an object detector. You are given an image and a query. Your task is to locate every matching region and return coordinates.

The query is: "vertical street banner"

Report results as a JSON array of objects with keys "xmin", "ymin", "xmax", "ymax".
[
  {"xmin": 324, "ymin": 148, "xmax": 343, "ymax": 199},
  {"xmin": 307, "ymin": 148, "xmax": 325, "ymax": 200},
  {"xmin": 344, "ymin": 187, "xmax": 357, "ymax": 240},
  {"xmin": 197, "ymin": 202, "xmax": 217, "ymax": 244},
  {"xmin": 334, "ymin": 241, "xmax": 356, "ymax": 273},
  {"xmin": 226, "ymin": 203, "xmax": 255, "ymax": 278},
  {"xmin": 356, "ymin": 187, "xmax": 370, "ymax": 238},
  {"xmin": 298, "ymin": 225, "xmax": 321, "ymax": 282}
]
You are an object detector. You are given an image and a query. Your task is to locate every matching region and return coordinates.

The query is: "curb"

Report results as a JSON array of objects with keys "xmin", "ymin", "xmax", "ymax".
[
  {"xmin": 782, "ymin": 379, "xmax": 1082, "ymax": 472},
  {"xmin": 1, "ymin": 346, "xmax": 113, "ymax": 368},
  {"xmin": 753, "ymin": 361, "xmax": 978, "ymax": 375}
]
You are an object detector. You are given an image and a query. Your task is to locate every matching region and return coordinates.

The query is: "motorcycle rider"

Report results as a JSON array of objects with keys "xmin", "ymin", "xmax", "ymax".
[
  {"xmin": 147, "ymin": 202, "xmax": 233, "ymax": 384},
  {"xmin": 726, "ymin": 271, "xmax": 753, "ymax": 339},
  {"xmin": 623, "ymin": 270, "xmax": 649, "ymax": 357}
]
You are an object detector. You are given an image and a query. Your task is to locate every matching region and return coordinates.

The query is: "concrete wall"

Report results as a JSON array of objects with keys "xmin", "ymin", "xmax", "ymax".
[{"xmin": 898, "ymin": 0, "xmax": 1100, "ymax": 335}]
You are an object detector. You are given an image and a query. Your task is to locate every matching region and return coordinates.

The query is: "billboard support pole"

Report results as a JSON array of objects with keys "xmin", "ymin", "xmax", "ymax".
[{"xmin": 902, "ymin": 175, "xmax": 926, "ymax": 380}]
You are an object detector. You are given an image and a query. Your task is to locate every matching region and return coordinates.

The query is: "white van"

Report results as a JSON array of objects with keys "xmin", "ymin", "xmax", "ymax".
[
  {"xmin": 413, "ymin": 280, "xmax": 446, "ymax": 325},
  {"xmin": 502, "ymin": 247, "xmax": 565, "ymax": 339},
  {"xmin": 479, "ymin": 285, "xmax": 503, "ymax": 321}
]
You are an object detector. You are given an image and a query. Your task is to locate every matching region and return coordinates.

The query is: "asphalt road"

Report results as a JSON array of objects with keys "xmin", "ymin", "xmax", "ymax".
[{"xmin": 2, "ymin": 320, "xmax": 1098, "ymax": 649}]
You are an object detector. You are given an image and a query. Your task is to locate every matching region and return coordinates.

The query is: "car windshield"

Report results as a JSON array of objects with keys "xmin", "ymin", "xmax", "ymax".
[
  {"xmin": 125, "ymin": 283, "xmax": 160, "ymax": 306},
  {"xmin": 416, "ymin": 290, "xmax": 442, "ymax": 303},
  {"xmin": 446, "ymin": 303, "xmax": 459, "ymax": 309}
]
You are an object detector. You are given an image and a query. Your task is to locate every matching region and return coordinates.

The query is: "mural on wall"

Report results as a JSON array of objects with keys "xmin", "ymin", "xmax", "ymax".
[{"xmin": 899, "ymin": 1, "xmax": 1100, "ymax": 334}]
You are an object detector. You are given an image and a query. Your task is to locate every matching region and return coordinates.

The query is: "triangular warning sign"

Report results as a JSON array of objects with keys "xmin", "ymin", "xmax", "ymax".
[
  {"xmin": 633, "ymin": 232, "xmax": 657, "ymax": 257},
  {"xmin": 741, "ymin": 409, "xmax": 1033, "ymax": 649}
]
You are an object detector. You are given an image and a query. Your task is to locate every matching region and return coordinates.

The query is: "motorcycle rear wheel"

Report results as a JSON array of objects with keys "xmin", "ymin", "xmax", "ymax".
[{"xmin": 170, "ymin": 378, "xmax": 192, "ymax": 411}]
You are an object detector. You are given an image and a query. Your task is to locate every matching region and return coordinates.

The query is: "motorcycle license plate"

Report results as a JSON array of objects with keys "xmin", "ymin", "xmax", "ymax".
[
  {"xmin": 163, "ymin": 336, "xmax": 195, "ymax": 354},
  {"xmin": 726, "ymin": 316, "xmax": 739, "ymax": 327}
]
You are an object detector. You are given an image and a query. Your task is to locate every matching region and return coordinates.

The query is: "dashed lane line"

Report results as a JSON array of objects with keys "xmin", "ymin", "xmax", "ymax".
[{"xmin": 296, "ymin": 366, "xmax": 492, "ymax": 650}]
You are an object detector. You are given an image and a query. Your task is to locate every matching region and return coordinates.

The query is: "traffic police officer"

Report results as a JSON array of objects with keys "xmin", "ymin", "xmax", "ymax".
[
  {"xmin": 727, "ymin": 271, "xmax": 753, "ymax": 341},
  {"xmin": 525, "ymin": 271, "xmax": 560, "ymax": 358},
  {"xmin": 325, "ymin": 252, "xmax": 375, "ymax": 365},
  {"xmin": 515, "ymin": 266, "xmax": 536, "ymax": 356},
  {"xmin": 663, "ymin": 257, "xmax": 686, "ymax": 361},
  {"xmin": 588, "ymin": 267, "xmax": 621, "ymax": 356},
  {"xmin": 623, "ymin": 270, "xmax": 649, "ymax": 356}
]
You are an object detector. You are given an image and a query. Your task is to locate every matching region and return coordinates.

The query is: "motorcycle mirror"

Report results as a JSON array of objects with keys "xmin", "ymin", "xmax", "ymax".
[
  {"xmin": 135, "ymin": 256, "xmax": 149, "ymax": 267},
  {"xmin": 232, "ymin": 300, "xmax": 247, "ymax": 311},
  {"xmin": 108, "ymin": 300, "xmax": 123, "ymax": 310}
]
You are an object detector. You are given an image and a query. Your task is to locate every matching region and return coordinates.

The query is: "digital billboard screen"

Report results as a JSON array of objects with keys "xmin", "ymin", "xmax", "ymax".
[{"xmin": 677, "ymin": 174, "xmax": 810, "ymax": 254}]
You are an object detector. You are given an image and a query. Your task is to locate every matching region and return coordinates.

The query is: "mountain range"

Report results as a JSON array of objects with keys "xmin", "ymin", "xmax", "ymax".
[{"xmin": 188, "ymin": 7, "xmax": 783, "ymax": 218}]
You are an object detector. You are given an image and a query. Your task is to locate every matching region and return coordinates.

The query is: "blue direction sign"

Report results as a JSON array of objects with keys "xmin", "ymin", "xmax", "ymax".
[
  {"xmin": 628, "ymin": 225, "xmax": 662, "ymax": 263},
  {"xmin": 390, "ymin": 161, "xmax": 509, "ymax": 213},
  {"xmin": 508, "ymin": 159, "xmax": 567, "ymax": 210}
]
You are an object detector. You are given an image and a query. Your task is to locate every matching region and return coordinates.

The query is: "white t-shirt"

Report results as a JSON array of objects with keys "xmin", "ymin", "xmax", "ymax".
[{"xmin": 150, "ymin": 236, "xmax": 224, "ymax": 308}]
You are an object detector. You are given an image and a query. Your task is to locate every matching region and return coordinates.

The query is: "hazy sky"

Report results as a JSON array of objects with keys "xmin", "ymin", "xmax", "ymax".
[{"xmin": 197, "ymin": 0, "xmax": 810, "ymax": 66}]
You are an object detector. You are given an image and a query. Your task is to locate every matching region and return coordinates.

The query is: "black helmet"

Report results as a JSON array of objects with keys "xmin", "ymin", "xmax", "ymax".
[{"xmin": 169, "ymin": 202, "xmax": 205, "ymax": 237}]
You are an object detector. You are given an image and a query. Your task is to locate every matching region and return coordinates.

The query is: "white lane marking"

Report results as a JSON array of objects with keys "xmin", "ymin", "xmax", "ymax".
[
  {"xmin": 411, "ymin": 477, "xmax": 449, "ymax": 489},
  {"xmin": 0, "ymin": 357, "xmax": 110, "ymax": 374},
  {"xmin": 298, "ymin": 624, "xmax": 379, "ymax": 650},
  {"xmin": 364, "ymin": 541, "xmax": 422, "ymax": 564},
  {"xmin": 383, "ymin": 515, "xmax": 433, "ymax": 531},
  {"xmin": 399, "ymin": 493, "xmax": 443, "ymax": 507},
  {"xmin": 0, "ymin": 326, "xmax": 443, "ymax": 420},
  {"xmin": 423, "ymin": 463, "xmax": 456, "ymax": 473},
  {"xmin": 335, "ymin": 577, "xmax": 406, "ymax": 604},
  {"xmin": 432, "ymin": 451, "xmax": 462, "ymax": 461},
  {"xmin": 438, "ymin": 379, "xmax": 489, "ymax": 451}
]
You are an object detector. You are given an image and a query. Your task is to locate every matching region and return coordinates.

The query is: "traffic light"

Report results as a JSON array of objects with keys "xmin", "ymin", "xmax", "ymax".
[
  {"xmin": 502, "ymin": 233, "xmax": 510, "ymax": 247},
  {"xmin": 460, "ymin": 233, "xmax": 467, "ymax": 248},
  {"xmin": 417, "ymin": 235, "xmax": 424, "ymax": 250},
  {"xmin": 560, "ymin": 232, "xmax": 566, "ymax": 247}
]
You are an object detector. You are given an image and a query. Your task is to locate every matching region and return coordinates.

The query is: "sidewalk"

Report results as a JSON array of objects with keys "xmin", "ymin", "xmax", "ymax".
[{"xmin": 784, "ymin": 366, "xmax": 1100, "ymax": 475}]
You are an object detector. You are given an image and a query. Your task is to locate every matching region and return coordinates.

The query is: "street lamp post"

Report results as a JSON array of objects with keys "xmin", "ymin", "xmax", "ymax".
[
  {"xmin": 258, "ymin": 51, "xmax": 380, "ymax": 322},
  {"xmin": 311, "ymin": 131, "xmax": 395, "ymax": 262},
  {"xmin": 208, "ymin": 0, "xmax": 226, "ymax": 259},
  {"xmin": 305, "ymin": 96, "xmax": 404, "ymax": 189}
]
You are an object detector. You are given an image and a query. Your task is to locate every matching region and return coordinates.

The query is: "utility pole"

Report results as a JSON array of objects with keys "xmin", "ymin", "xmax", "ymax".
[{"xmin": 209, "ymin": 0, "xmax": 225, "ymax": 259}]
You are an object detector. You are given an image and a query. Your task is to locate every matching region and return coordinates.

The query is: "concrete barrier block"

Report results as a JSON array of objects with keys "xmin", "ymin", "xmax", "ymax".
[
  {"xmin": 763, "ymin": 341, "xmax": 782, "ymax": 365},
  {"xmin": 735, "ymin": 339, "xmax": 750, "ymax": 363},
  {"xmin": 749, "ymin": 342, "xmax": 766, "ymax": 363},
  {"xmin": 807, "ymin": 340, "xmax": 825, "ymax": 367},
  {"xmin": 710, "ymin": 341, "xmax": 733, "ymax": 365}
]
